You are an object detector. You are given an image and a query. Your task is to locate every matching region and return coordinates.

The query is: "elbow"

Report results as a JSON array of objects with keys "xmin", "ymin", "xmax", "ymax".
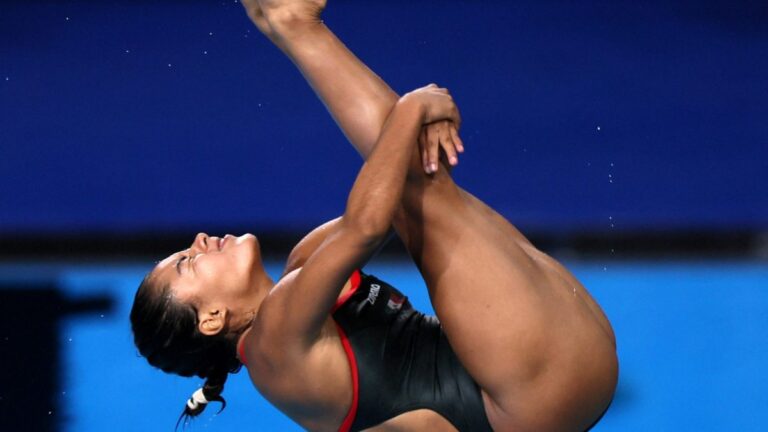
[{"xmin": 343, "ymin": 212, "xmax": 390, "ymax": 247}]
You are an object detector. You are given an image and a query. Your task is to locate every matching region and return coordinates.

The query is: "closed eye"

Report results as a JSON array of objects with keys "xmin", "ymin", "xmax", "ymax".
[{"xmin": 176, "ymin": 256, "xmax": 187, "ymax": 275}]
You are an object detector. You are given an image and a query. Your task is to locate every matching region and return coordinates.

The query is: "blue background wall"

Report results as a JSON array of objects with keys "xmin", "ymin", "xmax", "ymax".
[
  {"xmin": 2, "ymin": 3, "xmax": 768, "ymax": 432},
  {"xmin": 2, "ymin": 0, "xmax": 766, "ymax": 236}
]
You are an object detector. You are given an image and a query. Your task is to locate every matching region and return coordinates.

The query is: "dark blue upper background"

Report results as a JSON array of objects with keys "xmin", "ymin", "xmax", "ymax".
[{"xmin": 1, "ymin": 0, "xmax": 766, "ymax": 236}]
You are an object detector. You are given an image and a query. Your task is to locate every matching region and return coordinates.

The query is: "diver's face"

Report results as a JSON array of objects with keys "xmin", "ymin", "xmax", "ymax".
[{"xmin": 152, "ymin": 233, "xmax": 263, "ymax": 307}]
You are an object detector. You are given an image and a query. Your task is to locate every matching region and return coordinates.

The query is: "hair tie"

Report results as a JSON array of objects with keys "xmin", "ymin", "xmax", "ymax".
[{"xmin": 186, "ymin": 388, "xmax": 208, "ymax": 410}]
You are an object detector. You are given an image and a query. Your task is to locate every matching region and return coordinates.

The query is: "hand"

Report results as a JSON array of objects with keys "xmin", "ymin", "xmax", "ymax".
[
  {"xmin": 403, "ymin": 84, "xmax": 462, "ymax": 127},
  {"xmin": 419, "ymin": 120, "xmax": 464, "ymax": 174},
  {"xmin": 241, "ymin": 0, "xmax": 327, "ymax": 38},
  {"xmin": 402, "ymin": 84, "xmax": 463, "ymax": 173}
]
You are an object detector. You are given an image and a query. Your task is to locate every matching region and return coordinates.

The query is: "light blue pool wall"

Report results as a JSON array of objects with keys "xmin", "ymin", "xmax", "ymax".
[{"xmin": 3, "ymin": 259, "xmax": 765, "ymax": 431}]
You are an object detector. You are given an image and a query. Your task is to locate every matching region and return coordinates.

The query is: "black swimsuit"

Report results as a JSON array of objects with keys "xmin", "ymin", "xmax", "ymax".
[
  {"xmin": 332, "ymin": 270, "xmax": 493, "ymax": 432},
  {"xmin": 239, "ymin": 270, "xmax": 611, "ymax": 431}
]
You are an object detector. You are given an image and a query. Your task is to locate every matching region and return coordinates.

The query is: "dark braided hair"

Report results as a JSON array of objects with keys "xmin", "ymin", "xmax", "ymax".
[{"xmin": 130, "ymin": 273, "xmax": 243, "ymax": 428}]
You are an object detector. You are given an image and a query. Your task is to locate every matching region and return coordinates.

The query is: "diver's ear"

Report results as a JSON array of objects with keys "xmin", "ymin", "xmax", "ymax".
[{"xmin": 198, "ymin": 307, "xmax": 227, "ymax": 336}]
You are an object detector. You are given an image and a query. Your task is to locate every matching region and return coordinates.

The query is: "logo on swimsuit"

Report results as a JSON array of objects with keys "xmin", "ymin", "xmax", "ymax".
[
  {"xmin": 387, "ymin": 293, "xmax": 405, "ymax": 311},
  {"xmin": 367, "ymin": 284, "xmax": 381, "ymax": 305}
]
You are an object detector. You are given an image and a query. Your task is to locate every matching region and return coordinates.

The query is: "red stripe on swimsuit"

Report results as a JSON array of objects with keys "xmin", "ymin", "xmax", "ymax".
[
  {"xmin": 237, "ymin": 334, "xmax": 248, "ymax": 366},
  {"xmin": 237, "ymin": 270, "xmax": 363, "ymax": 432},
  {"xmin": 334, "ymin": 270, "xmax": 362, "ymax": 432}
]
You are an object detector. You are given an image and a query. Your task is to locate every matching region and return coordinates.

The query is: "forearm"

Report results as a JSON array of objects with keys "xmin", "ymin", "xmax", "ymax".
[
  {"xmin": 268, "ymin": 19, "xmax": 398, "ymax": 159},
  {"xmin": 274, "ymin": 98, "xmax": 423, "ymax": 343},
  {"xmin": 344, "ymin": 98, "xmax": 423, "ymax": 239}
]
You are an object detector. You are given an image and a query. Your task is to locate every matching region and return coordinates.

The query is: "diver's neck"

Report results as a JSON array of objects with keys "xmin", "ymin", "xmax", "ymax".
[
  {"xmin": 236, "ymin": 325, "xmax": 253, "ymax": 365},
  {"xmin": 236, "ymin": 277, "xmax": 272, "ymax": 365},
  {"xmin": 255, "ymin": 271, "xmax": 274, "ymax": 303},
  {"xmin": 230, "ymin": 273, "xmax": 272, "ymax": 334}
]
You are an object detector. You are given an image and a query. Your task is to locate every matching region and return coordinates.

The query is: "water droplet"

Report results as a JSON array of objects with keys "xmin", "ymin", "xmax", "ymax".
[
  {"xmin": 611, "ymin": 249, "xmax": 615, "ymax": 253},
  {"xmin": 610, "ymin": 163, "xmax": 614, "ymax": 167},
  {"xmin": 48, "ymin": 411, "xmax": 53, "ymax": 415},
  {"xmin": 68, "ymin": 338, "xmax": 73, "ymax": 342},
  {"xmin": 596, "ymin": 126, "xmax": 601, "ymax": 131},
  {"xmin": 168, "ymin": 63, "xmax": 172, "ymax": 67},
  {"xmin": 4, "ymin": 77, "xmax": 8, "ymax": 81},
  {"xmin": 608, "ymin": 174, "xmax": 613, "ymax": 178},
  {"xmin": 125, "ymin": 49, "xmax": 130, "ymax": 54},
  {"xmin": 257, "ymin": 103, "xmax": 262, "ymax": 107},
  {"xmin": 100, "ymin": 314, "xmax": 104, "ymax": 318},
  {"xmin": 203, "ymin": 51, "xmax": 208, "ymax": 55},
  {"xmin": 65, "ymin": 17, "xmax": 70, "ymax": 21},
  {"xmin": 603, "ymin": 267, "xmax": 607, "ymax": 271},
  {"xmin": 610, "ymin": 223, "xmax": 615, "ymax": 228},
  {"xmin": 209, "ymin": 32, "xmax": 214, "ymax": 36}
]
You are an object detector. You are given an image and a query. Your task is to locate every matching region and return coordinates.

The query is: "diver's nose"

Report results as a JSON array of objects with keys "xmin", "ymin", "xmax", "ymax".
[{"xmin": 192, "ymin": 232, "xmax": 209, "ymax": 252}]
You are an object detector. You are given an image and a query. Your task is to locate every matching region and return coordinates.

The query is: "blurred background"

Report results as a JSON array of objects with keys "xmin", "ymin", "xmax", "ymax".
[{"xmin": 1, "ymin": 0, "xmax": 766, "ymax": 431}]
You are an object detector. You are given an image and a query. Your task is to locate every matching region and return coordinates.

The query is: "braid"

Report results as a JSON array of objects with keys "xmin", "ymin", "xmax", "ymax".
[{"xmin": 176, "ymin": 369, "xmax": 229, "ymax": 430}]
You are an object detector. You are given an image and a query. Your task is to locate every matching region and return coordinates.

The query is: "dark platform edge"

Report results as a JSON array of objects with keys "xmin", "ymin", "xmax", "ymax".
[{"xmin": 2, "ymin": 229, "xmax": 767, "ymax": 261}]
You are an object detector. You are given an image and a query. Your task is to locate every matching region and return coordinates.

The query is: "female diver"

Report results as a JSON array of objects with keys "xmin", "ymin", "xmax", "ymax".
[{"xmin": 130, "ymin": 0, "xmax": 618, "ymax": 430}]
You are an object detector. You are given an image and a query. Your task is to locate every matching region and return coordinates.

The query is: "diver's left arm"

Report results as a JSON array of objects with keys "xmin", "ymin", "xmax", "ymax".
[
  {"xmin": 260, "ymin": 97, "xmax": 422, "ymax": 345},
  {"xmin": 259, "ymin": 87, "xmax": 459, "ymax": 348}
]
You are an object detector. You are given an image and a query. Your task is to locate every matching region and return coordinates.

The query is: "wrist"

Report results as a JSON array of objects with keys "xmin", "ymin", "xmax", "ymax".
[{"xmin": 396, "ymin": 94, "xmax": 426, "ymax": 123}]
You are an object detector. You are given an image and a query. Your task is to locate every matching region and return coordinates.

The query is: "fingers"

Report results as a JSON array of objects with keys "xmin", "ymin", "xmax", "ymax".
[
  {"xmin": 426, "ymin": 126, "xmax": 439, "ymax": 174},
  {"xmin": 450, "ymin": 124, "xmax": 464, "ymax": 153},
  {"xmin": 439, "ymin": 124, "xmax": 458, "ymax": 166},
  {"xmin": 419, "ymin": 128, "xmax": 430, "ymax": 173},
  {"xmin": 420, "ymin": 121, "xmax": 464, "ymax": 174},
  {"xmin": 409, "ymin": 84, "xmax": 463, "ymax": 173}
]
